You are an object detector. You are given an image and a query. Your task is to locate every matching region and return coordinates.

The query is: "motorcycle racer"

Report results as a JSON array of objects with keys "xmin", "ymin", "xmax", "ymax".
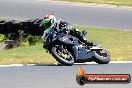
[{"xmin": 43, "ymin": 14, "xmax": 93, "ymax": 48}]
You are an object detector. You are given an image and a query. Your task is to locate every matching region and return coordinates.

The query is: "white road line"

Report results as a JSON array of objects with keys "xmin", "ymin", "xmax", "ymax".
[
  {"xmin": 110, "ymin": 61, "xmax": 132, "ymax": 63},
  {"xmin": 0, "ymin": 61, "xmax": 132, "ymax": 67},
  {"xmin": 0, "ymin": 64, "xmax": 37, "ymax": 67},
  {"xmin": 0, "ymin": 64, "xmax": 24, "ymax": 67},
  {"xmin": 74, "ymin": 61, "xmax": 132, "ymax": 65}
]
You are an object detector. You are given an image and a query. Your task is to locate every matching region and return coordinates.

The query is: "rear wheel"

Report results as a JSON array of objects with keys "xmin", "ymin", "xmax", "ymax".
[
  {"xmin": 94, "ymin": 49, "xmax": 110, "ymax": 64},
  {"xmin": 51, "ymin": 45, "xmax": 74, "ymax": 66}
]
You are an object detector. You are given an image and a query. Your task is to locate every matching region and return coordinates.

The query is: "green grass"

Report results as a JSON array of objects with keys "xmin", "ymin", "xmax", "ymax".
[
  {"xmin": 0, "ymin": 44, "xmax": 57, "ymax": 64},
  {"xmin": 0, "ymin": 18, "xmax": 14, "ymax": 21},
  {"xmin": 0, "ymin": 26, "xmax": 132, "ymax": 64},
  {"xmin": 55, "ymin": 0, "xmax": 132, "ymax": 6}
]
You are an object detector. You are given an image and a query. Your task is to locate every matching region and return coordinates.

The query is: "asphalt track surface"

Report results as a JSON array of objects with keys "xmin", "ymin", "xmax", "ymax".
[
  {"xmin": 0, "ymin": 63, "xmax": 131, "ymax": 88},
  {"xmin": 0, "ymin": 0, "xmax": 132, "ymax": 30}
]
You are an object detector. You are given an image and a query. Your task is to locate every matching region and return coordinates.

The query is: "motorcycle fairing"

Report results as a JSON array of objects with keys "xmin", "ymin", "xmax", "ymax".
[
  {"xmin": 58, "ymin": 34, "xmax": 95, "ymax": 61},
  {"xmin": 58, "ymin": 35, "xmax": 77, "ymax": 45}
]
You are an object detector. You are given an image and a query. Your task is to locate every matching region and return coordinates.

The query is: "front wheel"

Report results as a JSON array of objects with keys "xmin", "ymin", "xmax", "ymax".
[
  {"xmin": 94, "ymin": 49, "xmax": 110, "ymax": 64},
  {"xmin": 51, "ymin": 45, "xmax": 74, "ymax": 66}
]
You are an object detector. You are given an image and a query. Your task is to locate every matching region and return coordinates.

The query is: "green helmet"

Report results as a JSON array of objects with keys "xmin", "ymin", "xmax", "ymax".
[{"xmin": 43, "ymin": 14, "xmax": 57, "ymax": 29}]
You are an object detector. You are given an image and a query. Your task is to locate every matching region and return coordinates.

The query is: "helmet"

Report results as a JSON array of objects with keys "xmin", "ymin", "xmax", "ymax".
[{"xmin": 43, "ymin": 14, "xmax": 57, "ymax": 29}]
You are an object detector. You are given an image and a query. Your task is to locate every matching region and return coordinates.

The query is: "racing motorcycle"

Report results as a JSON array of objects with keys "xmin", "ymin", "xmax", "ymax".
[{"xmin": 43, "ymin": 28, "xmax": 110, "ymax": 66}]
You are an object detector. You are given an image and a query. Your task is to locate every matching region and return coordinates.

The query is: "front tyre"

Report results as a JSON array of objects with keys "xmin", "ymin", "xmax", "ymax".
[
  {"xmin": 51, "ymin": 45, "xmax": 74, "ymax": 66},
  {"xmin": 94, "ymin": 49, "xmax": 110, "ymax": 64}
]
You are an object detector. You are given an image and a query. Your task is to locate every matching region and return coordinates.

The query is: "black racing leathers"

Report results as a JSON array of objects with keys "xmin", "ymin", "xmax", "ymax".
[{"xmin": 43, "ymin": 20, "xmax": 93, "ymax": 49}]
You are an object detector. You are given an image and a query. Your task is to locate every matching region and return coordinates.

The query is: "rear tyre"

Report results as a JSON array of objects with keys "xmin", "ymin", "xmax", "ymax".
[
  {"xmin": 94, "ymin": 49, "xmax": 110, "ymax": 64},
  {"xmin": 51, "ymin": 45, "xmax": 74, "ymax": 66}
]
